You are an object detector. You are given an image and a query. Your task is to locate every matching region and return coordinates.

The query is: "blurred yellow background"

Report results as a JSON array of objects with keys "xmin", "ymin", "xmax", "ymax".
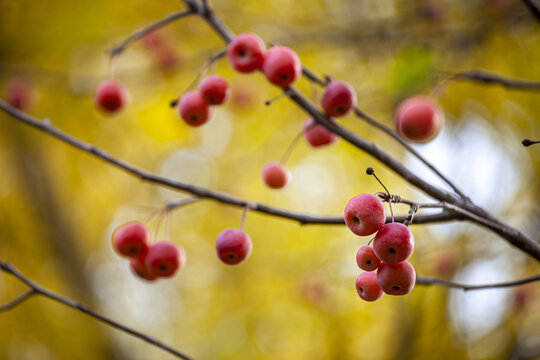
[{"xmin": 0, "ymin": 0, "xmax": 539, "ymax": 359}]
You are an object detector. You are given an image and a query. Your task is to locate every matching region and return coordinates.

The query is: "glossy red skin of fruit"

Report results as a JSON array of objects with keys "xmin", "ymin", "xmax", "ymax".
[
  {"xmin": 377, "ymin": 261, "xmax": 416, "ymax": 296},
  {"xmin": 216, "ymin": 228, "xmax": 253, "ymax": 265},
  {"xmin": 262, "ymin": 161, "xmax": 291, "ymax": 189},
  {"xmin": 344, "ymin": 193, "xmax": 386, "ymax": 236},
  {"xmin": 303, "ymin": 118, "xmax": 338, "ymax": 147},
  {"xmin": 130, "ymin": 256, "xmax": 157, "ymax": 281},
  {"xmin": 4, "ymin": 78, "xmax": 33, "ymax": 110},
  {"xmin": 94, "ymin": 80, "xmax": 128, "ymax": 114},
  {"xmin": 356, "ymin": 272, "xmax": 384, "ymax": 302},
  {"xmin": 320, "ymin": 81, "xmax": 357, "ymax": 117},
  {"xmin": 145, "ymin": 241, "xmax": 185, "ymax": 278},
  {"xmin": 373, "ymin": 222, "xmax": 415, "ymax": 265},
  {"xmin": 262, "ymin": 46, "xmax": 302, "ymax": 87},
  {"xmin": 227, "ymin": 33, "xmax": 266, "ymax": 73},
  {"xmin": 112, "ymin": 222, "xmax": 151, "ymax": 258},
  {"xmin": 395, "ymin": 96, "xmax": 443, "ymax": 143},
  {"xmin": 199, "ymin": 75, "xmax": 230, "ymax": 105},
  {"xmin": 179, "ymin": 90, "xmax": 213, "ymax": 127},
  {"xmin": 356, "ymin": 245, "xmax": 381, "ymax": 272}
]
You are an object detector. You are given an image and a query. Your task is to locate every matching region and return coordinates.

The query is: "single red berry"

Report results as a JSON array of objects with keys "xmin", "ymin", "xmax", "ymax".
[
  {"xmin": 145, "ymin": 241, "xmax": 185, "ymax": 278},
  {"xmin": 262, "ymin": 46, "xmax": 302, "ymax": 87},
  {"xmin": 262, "ymin": 161, "xmax": 291, "ymax": 189},
  {"xmin": 216, "ymin": 228, "xmax": 253, "ymax": 265},
  {"xmin": 356, "ymin": 245, "xmax": 381, "ymax": 271},
  {"xmin": 130, "ymin": 256, "xmax": 157, "ymax": 281},
  {"xmin": 303, "ymin": 117, "xmax": 338, "ymax": 147},
  {"xmin": 112, "ymin": 222, "xmax": 151, "ymax": 258},
  {"xmin": 199, "ymin": 75, "xmax": 230, "ymax": 105},
  {"xmin": 395, "ymin": 96, "xmax": 443, "ymax": 143},
  {"xmin": 377, "ymin": 261, "xmax": 416, "ymax": 296},
  {"xmin": 179, "ymin": 90, "xmax": 214, "ymax": 126},
  {"xmin": 356, "ymin": 272, "xmax": 384, "ymax": 302},
  {"xmin": 94, "ymin": 80, "xmax": 128, "ymax": 114},
  {"xmin": 320, "ymin": 81, "xmax": 357, "ymax": 117},
  {"xmin": 4, "ymin": 78, "xmax": 33, "ymax": 110},
  {"xmin": 227, "ymin": 33, "xmax": 266, "ymax": 73},
  {"xmin": 373, "ymin": 223, "xmax": 415, "ymax": 265},
  {"xmin": 344, "ymin": 193, "xmax": 386, "ymax": 236}
]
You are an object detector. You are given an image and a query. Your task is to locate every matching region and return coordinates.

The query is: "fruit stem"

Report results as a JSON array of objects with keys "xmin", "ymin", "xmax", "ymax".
[
  {"xmin": 279, "ymin": 129, "xmax": 304, "ymax": 166},
  {"xmin": 264, "ymin": 89, "xmax": 291, "ymax": 106},
  {"xmin": 366, "ymin": 167, "xmax": 394, "ymax": 223},
  {"xmin": 240, "ymin": 205, "xmax": 249, "ymax": 230},
  {"xmin": 430, "ymin": 73, "xmax": 456, "ymax": 100},
  {"xmin": 522, "ymin": 139, "xmax": 540, "ymax": 147}
]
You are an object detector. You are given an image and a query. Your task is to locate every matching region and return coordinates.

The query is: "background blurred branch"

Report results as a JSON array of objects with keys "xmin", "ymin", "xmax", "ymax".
[
  {"xmin": 0, "ymin": 260, "xmax": 195, "ymax": 360},
  {"xmin": 443, "ymin": 69, "xmax": 540, "ymax": 90},
  {"xmin": 417, "ymin": 274, "xmax": 540, "ymax": 291},
  {"xmin": 522, "ymin": 0, "xmax": 540, "ymax": 22}
]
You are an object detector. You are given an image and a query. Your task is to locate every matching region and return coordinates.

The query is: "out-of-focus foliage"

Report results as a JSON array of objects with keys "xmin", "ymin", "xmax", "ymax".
[{"xmin": 0, "ymin": 0, "xmax": 539, "ymax": 359}]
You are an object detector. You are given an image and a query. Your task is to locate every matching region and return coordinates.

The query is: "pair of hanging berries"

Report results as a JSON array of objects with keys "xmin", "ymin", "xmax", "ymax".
[
  {"xmin": 179, "ymin": 75, "xmax": 230, "ymax": 127},
  {"xmin": 345, "ymin": 193, "xmax": 416, "ymax": 302},
  {"xmin": 112, "ymin": 221, "xmax": 185, "ymax": 281}
]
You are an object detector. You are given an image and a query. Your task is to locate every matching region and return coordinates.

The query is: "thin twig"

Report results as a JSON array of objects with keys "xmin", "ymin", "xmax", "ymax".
[
  {"xmin": 441, "ymin": 69, "xmax": 540, "ymax": 91},
  {"xmin": 0, "ymin": 260, "xmax": 195, "ymax": 359},
  {"xmin": 0, "ymin": 289, "xmax": 36, "ymax": 312},
  {"xmin": 416, "ymin": 274, "xmax": 540, "ymax": 291},
  {"xmin": 110, "ymin": 9, "xmax": 194, "ymax": 57}
]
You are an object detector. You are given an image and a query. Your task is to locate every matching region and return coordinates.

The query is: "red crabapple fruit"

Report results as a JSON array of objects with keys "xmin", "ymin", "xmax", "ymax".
[
  {"xmin": 199, "ymin": 75, "xmax": 230, "ymax": 105},
  {"xmin": 394, "ymin": 96, "xmax": 443, "ymax": 143},
  {"xmin": 356, "ymin": 245, "xmax": 381, "ymax": 272},
  {"xmin": 262, "ymin": 161, "xmax": 291, "ymax": 189},
  {"xmin": 373, "ymin": 222, "xmax": 415, "ymax": 265},
  {"xmin": 303, "ymin": 117, "xmax": 338, "ymax": 147},
  {"xmin": 94, "ymin": 80, "xmax": 128, "ymax": 114},
  {"xmin": 356, "ymin": 272, "xmax": 384, "ymax": 302},
  {"xmin": 262, "ymin": 46, "xmax": 302, "ymax": 87},
  {"xmin": 344, "ymin": 193, "xmax": 386, "ymax": 236},
  {"xmin": 216, "ymin": 228, "xmax": 253, "ymax": 265},
  {"xmin": 377, "ymin": 261, "xmax": 416, "ymax": 296},
  {"xmin": 227, "ymin": 33, "xmax": 266, "ymax": 73},
  {"xmin": 130, "ymin": 256, "xmax": 157, "ymax": 281},
  {"xmin": 320, "ymin": 81, "xmax": 357, "ymax": 117},
  {"xmin": 112, "ymin": 222, "xmax": 151, "ymax": 258},
  {"xmin": 179, "ymin": 90, "xmax": 213, "ymax": 126},
  {"xmin": 145, "ymin": 241, "xmax": 185, "ymax": 278},
  {"xmin": 4, "ymin": 78, "xmax": 33, "ymax": 110}
]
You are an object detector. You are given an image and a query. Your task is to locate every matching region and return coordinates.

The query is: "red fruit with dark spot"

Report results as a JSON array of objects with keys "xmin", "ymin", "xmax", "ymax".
[
  {"xmin": 227, "ymin": 33, "xmax": 266, "ymax": 73},
  {"xmin": 216, "ymin": 228, "xmax": 252, "ymax": 265},
  {"xmin": 356, "ymin": 245, "xmax": 381, "ymax": 271},
  {"xmin": 112, "ymin": 222, "xmax": 151, "ymax": 258},
  {"xmin": 262, "ymin": 161, "xmax": 291, "ymax": 189},
  {"xmin": 344, "ymin": 193, "xmax": 386, "ymax": 236},
  {"xmin": 179, "ymin": 90, "xmax": 213, "ymax": 126},
  {"xmin": 95, "ymin": 80, "xmax": 128, "ymax": 114},
  {"xmin": 303, "ymin": 117, "xmax": 338, "ymax": 147},
  {"xmin": 373, "ymin": 222, "xmax": 415, "ymax": 265},
  {"xmin": 145, "ymin": 241, "xmax": 185, "ymax": 278},
  {"xmin": 395, "ymin": 96, "xmax": 443, "ymax": 143},
  {"xmin": 321, "ymin": 81, "xmax": 357, "ymax": 117},
  {"xmin": 199, "ymin": 75, "xmax": 230, "ymax": 105},
  {"xmin": 356, "ymin": 272, "xmax": 383, "ymax": 302},
  {"xmin": 262, "ymin": 46, "xmax": 302, "ymax": 87},
  {"xmin": 130, "ymin": 256, "xmax": 157, "ymax": 281},
  {"xmin": 377, "ymin": 261, "xmax": 416, "ymax": 296}
]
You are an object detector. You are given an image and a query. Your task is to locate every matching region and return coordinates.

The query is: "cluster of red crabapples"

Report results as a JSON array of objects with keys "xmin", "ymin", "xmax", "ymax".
[
  {"xmin": 112, "ymin": 213, "xmax": 253, "ymax": 282},
  {"xmin": 344, "ymin": 193, "xmax": 416, "ymax": 302},
  {"xmin": 112, "ymin": 221, "xmax": 186, "ymax": 281}
]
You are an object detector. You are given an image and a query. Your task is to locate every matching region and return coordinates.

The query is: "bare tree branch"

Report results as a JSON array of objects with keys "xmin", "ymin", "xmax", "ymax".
[
  {"xmin": 0, "ymin": 260, "xmax": 195, "ymax": 360},
  {"xmin": 0, "ymin": 289, "xmax": 36, "ymax": 312},
  {"xmin": 522, "ymin": 0, "xmax": 540, "ymax": 23},
  {"xmin": 110, "ymin": 8, "xmax": 194, "ymax": 57},
  {"xmin": 0, "ymin": 100, "xmax": 455, "ymax": 227},
  {"xmin": 416, "ymin": 274, "xmax": 540, "ymax": 291},
  {"xmin": 444, "ymin": 69, "xmax": 540, "ymax": 90}
]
